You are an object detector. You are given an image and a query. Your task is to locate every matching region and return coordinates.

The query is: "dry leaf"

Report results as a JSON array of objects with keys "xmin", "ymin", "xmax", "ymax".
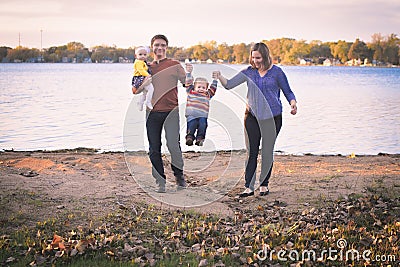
[{"xmin": 170, "ymin": 231, "xmax": 181, "ymax": 238}]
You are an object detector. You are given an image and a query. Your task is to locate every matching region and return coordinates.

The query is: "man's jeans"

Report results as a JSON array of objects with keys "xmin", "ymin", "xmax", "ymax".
[{"xmin": 146, "ymin": 108, "xmax": 184, "ymax": 185}]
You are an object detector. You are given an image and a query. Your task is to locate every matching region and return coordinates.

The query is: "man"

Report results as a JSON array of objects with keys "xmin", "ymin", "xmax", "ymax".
[{"xmin": 137, "ymin": 34, "xmax": 188, "ymax": 193}]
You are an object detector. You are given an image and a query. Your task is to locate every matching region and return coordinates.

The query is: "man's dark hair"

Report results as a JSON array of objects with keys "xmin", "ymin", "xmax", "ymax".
[{"xmin": 151, "ymin": 34, "xmax": 169, "ymax": 46}]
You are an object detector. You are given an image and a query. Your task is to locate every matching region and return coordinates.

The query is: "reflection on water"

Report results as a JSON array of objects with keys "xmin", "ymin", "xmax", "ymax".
[{"xmin": 0, "ymin": 63, "xmax": 399, "ymax": 155}]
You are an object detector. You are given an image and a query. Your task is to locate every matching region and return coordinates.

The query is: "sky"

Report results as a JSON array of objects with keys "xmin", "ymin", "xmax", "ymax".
[{"xmin": 1, "ymin": 0, "xmax": 399, "ymax": 49}]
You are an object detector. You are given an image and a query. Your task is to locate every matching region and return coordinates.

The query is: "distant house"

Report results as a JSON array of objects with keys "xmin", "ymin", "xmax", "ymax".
[
  {"xmin": 101, "ymin": 58, "xmax": 113, "ymax": 63},
  {"xmin": 118, "ymin": 57, "xmax": 132, "ymax": 63},
  {"xmin": 299, "ymin": 58, "xmax": 312, "ymax": 65},
  {"xmin": 346, "ymin": 58, "xmax": 362, "ymax": 66},
  {"xmin": 26, "ymin": 58, "xmax": 36, "ymax": 63},
  {"xmin": 323, "ymin": 59, "xmax": 332, "ymax": 66}
]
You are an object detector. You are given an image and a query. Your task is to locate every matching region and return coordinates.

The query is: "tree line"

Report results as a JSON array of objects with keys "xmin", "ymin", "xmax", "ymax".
[{"xmin": 0, "ymin": 33, "xmax": 398, "ymax": 65}]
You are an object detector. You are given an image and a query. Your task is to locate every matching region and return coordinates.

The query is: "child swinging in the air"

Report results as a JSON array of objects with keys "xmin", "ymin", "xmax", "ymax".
[{"xmin": 184, "ymin": 65, "xmax": 218, "ymax": 146}]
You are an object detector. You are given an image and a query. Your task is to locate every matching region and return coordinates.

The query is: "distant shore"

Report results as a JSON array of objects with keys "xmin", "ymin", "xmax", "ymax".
[{"xmin": 2, "ymin": 61, "xmax": 399, "ymax": 68}]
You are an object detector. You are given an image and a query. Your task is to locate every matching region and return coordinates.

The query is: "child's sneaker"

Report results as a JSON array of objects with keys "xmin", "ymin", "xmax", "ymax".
[
  {"xmin": 195, "ymin": 139, "xmax": 204, "ymax": 146},
  {"xmin": 186, "ymin": 136, "xmax": 193, "ymax": 146}
]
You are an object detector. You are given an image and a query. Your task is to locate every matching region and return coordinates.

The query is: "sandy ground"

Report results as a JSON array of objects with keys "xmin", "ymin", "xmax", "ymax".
[{"xmin": 0, "ymin": 149, "xmax": 399, "ymax": 231}]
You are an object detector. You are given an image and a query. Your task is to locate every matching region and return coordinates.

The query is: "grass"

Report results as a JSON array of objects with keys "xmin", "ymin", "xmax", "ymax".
[{"xmin": 0, "ymin": 188, "xmax": 399, "ymax": 267}]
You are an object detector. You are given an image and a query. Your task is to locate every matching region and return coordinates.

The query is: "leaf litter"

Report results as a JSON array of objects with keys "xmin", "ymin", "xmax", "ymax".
[{"xmin": 0, "ymin": 192, "xmax": 398, "ymax": 266}]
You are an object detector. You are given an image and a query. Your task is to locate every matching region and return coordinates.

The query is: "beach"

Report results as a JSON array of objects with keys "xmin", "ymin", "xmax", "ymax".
[
  {"xmin": 1, "ymin": 149, "xmax": 399, "ymax": 225},
  {"xmin": 1, "ymin": 149, "xmax": 399, "ymax": 266}
]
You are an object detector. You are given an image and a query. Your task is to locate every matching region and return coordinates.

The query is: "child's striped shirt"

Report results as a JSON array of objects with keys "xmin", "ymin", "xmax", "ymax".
[{"xmin": 185, "ymin": 73, "xmax": 217, "ymax": 120}]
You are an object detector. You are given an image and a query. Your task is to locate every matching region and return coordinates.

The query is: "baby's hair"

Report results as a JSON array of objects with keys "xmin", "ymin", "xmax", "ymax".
[
  {"xmin": 194, "ymin": 77, "xmax": 209, "ymax": 87},
  {"xmin": 135, "ymin": 46, "xmax": 150, "ymax": 55}
]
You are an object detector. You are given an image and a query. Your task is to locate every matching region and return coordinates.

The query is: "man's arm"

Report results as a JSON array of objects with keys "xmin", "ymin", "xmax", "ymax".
[
  {"xmin": 179, "ymin": 63, "xmax": 194, "ymax": 86},
  {"xmin": 185, "ymin": 72, "xmax": 194, "ymax": 93},
  {"xmin": 184, "ymin": 63, "xmax": 194, "ymax": 93}
]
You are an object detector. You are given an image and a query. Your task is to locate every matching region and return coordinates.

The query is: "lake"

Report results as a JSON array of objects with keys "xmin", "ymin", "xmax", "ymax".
[{"xmin": 0, "ymin": 63, "xmax": 399, "ymax": 155}]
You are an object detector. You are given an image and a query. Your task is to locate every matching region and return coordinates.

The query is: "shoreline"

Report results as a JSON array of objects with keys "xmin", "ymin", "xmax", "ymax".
[
  {"xmin": 1, "ymin": 147, "xmax": 399, "ymax": 157},
  {"xmin": 1, "ymin": 149, "xmax": 398, "ymax": 212}
]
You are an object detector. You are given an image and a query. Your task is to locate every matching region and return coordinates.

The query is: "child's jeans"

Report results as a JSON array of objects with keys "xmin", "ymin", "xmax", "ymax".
[{"xmin": 186, "ymin": 117, "xmax": 208, "ymax": 140}]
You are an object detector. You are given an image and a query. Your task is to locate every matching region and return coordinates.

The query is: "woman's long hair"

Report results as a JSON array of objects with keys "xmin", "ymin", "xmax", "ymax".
[{"xmin": 249, "ymin": 42, "xmax": 273, "ymax": 70}]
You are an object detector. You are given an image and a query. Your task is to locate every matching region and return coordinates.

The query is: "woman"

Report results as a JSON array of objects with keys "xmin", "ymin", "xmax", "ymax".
[{"xmin": 214, "ymin": 42, "xmax": 297, "ymax": 197}]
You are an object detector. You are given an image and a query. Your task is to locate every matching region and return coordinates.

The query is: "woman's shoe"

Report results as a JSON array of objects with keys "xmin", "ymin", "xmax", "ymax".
[
  {"xmin": 239, "ymin": 189, "xmax": 254, "ymax": 198},
  {"xmin": 259, "ymin": 186, "xmax": 269, "ymax": 196}
]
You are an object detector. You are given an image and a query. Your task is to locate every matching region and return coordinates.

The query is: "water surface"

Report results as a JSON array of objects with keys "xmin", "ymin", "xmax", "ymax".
[{"xmin": 1, "ymin": 63, "xmax": 399, "ymax": 155}]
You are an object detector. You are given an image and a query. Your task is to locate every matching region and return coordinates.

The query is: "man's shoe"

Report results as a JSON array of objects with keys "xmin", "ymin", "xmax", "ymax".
[
  {"xmin": 155, "ymin": 179, "xmax": 166, "ymax": 193},
  {"xmin": 156, "ymin": 184, "xmax": 166, "ymax": 193},
  {"xmin": 186, "ymin": 137, "xmax": 193, "ymax": 146},
  {"xmin": 175, "ymin": 176, "xmax": 187, "ymax": 189}
]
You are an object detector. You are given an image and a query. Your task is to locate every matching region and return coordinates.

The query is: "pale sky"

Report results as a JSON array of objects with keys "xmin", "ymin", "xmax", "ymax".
[{"xmin": 1, "ymin": 0, "xmax": 399, "ymax": 49}]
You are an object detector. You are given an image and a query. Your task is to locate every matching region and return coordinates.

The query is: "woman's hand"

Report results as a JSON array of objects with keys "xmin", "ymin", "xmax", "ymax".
[
  {"xmin": 213, "ymin": 71, "xmax": 228, "ymax": 87},
  {"xmin": 290, "ymin": 100, "xmax": 297, "ymax": 115},
  {"xmin": 212, "ymin": 71, "xmax": 220, "ymax": 79}
]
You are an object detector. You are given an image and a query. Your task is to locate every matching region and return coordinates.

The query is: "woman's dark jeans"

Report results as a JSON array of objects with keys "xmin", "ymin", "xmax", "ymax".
[{"xmin": 244, "ymin": 112, "xmax": 282, "ymax": 191}]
